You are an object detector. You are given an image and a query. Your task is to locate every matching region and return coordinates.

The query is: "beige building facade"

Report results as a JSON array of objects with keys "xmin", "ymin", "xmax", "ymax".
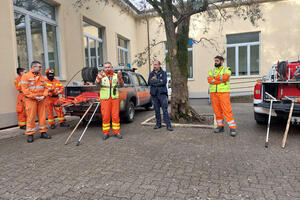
[{"xmin": 0, "ymin": 0, "xmax": 299, "ymax": 128}]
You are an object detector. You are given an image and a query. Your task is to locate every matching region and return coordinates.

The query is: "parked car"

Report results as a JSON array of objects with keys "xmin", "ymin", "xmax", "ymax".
[{"xmin": 64, "ymin": 67, "xmax": 152, "ymax": 122}]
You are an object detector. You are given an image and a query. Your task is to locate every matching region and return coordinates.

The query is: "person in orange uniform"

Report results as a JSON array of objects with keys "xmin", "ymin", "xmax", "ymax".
[
  {"xmin": 45, "ymin": 68, "xmax": 69, "ymax": 129},
  {"xmin": 15, "ymin": 68, "xmax": 27, "ymax": 129},
  {"xmin": 96, "ymin": 62, "xmax": 123, "ymax": 140},
  {"xmin": 21, "ymin": 61, "xmax": 51, "ymax": 143},
  {"xmin": 207, "ymin": 56, "xmax": 237, "ymax": 137}
]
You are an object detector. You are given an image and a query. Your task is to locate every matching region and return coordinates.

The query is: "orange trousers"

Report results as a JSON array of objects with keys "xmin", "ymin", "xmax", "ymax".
[
  {"xmin": 16, "ymin": 93, "xmax": 26, "ymax": 127},
  {"xmin": 210, "ymin": 92, "xmax": 237, "ymax": 129},
  {"xmin": 45, "ymin": 97, "xmax": 66, "ymax": 125},
  {"xmin": 24, "ymin": 98, "xmax": 48, "ymax": 135},
  {"xmin": 100, "ymin": 98, "xmax": 120, "ymax": 135}
]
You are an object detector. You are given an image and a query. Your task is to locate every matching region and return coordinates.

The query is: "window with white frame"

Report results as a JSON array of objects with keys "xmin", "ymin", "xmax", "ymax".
[
  {"xmin": 83, "ymin": 20, "xmax": 104, "ymax": 68},
  {"xmin": 117, "ymin": 37, "xmax": 130, "ymax": 67},
  {"xmin": 13, "ymin": 0, "xmax": 61, "ymax": 77},
  {"xmin": 164, "ymin": 42, "xmax": 193, "ymax": 79},
  {"xmin": 226, "ymin": 32, "xmax": 260, "ymax": 77}
]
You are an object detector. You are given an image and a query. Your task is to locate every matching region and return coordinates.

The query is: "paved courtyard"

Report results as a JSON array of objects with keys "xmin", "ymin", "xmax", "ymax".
[{"xmin": 0, "ymin": 99, "xmax": 299, "ymax": 200}]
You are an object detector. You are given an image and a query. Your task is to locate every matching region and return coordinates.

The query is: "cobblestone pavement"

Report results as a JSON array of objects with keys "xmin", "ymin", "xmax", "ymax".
[{"xmin": 0, "ymin": 100, "xmax": 299, "ymax": 200}]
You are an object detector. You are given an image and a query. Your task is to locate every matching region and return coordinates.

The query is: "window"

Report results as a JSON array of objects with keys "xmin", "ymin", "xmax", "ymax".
[
  {"xmin": 137, "ymin": 74, "xmax": 147, "ymax": 86},
  {"xmin": 226, "ymin": 32, "xmax": 260, "ymax": 77},
  {"xmin": 122, "ymin": 72, "xmax": 131, "ymax": 84},
  {"xmin": 164, "ymin": 41, "xmax": 193, "ymax": 79},
  {"xmin": 83, "ymin": 20, "xmax": 104, "ymax": 68},
  {"xmin": 14, "ymin": 0, "xmax": 61, "ymax": 77},
  {"xmin": 132, "ymin": 74, "xmax": 139, "ymax": 86},
  {"xmin": 117, "ymin": 37, "xmax": 129, "ymax": 67}
]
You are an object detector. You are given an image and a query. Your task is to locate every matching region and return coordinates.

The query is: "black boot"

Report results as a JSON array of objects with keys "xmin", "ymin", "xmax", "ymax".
[
  {"xmin": 114, "ymin": 134, "xmax": 123, "ymax": 139},
  {"xmin": 167, "ymin": 125, "xmax": 174, "ymax": 131},
  {"xmin": 20, "ymin": 126, "xmax": 26, "ymax": 130},
  {"xmin": 154, "ymin": 124, "xmax": 161, "ymax": 129},
  {"xmin": 230, "ymin": 129, "xmax": 237, "ymax": 137},
  {"xmin": 60, "ymin": 122, "xmax": 70, "ymax": 127},
  {"xmin": 103, "ymin": 134, "xmax": 109, "ymax": 140},
  {"xmin": 50, "ymin": 124, "xmax": 56, "ymax": 129},
  {"xmin": 41, "ymin": 132, "xmax": 51, "ymax": 139},
  {"xmin": 214, "ymin": 126, "xmax": 224, "ymax": 133},
  {"xmin": 27, "ymin": 135, "xmax": 34, "ymax": 143}
]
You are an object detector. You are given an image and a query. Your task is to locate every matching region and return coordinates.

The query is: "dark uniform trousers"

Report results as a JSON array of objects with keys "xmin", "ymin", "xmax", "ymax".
[{"xmin": 152, "ymin": 93, "xmax": 171, "ymax": 126}]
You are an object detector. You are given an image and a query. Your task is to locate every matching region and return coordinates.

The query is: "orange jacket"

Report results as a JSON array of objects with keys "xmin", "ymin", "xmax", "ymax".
[
  {"xmin": 21, "ymin": 70, "xmax": 48, "ymax": 99},
  {"xmin": 45, "ymin": 78, "xmax": 64, "ymax": 96},
  {"xmin": 14, "ymin": 75, "xmax": 22, "ymax": 92}
]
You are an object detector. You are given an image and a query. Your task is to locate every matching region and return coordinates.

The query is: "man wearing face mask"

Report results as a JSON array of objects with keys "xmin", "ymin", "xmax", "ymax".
[
  {"xmin": 21, "ymin": 61, "xmax": 51, "ymax": 143},
  {"xmin": 207, "ymin": 56, "xmax": 237, "ymax": 137},
  {"xmin": 45, "ymin": 68, "xmax": 69, "ymax": 129}
]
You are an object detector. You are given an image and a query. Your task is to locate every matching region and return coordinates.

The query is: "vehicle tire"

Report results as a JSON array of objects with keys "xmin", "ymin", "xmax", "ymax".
[
  {"xmin": 82, "ymin": 67, "xmax": 98, "ymax": 83},
  {"xmin": 254, "ymin": 112, "xmax": 268, "ymax": 125},
  {"xmin": 144, "ymin": 97, "xmax": 154, "ymax": 111},
  {"xmin": 122, "ymin": 101, "xmax": 135, "ymax": 123}
]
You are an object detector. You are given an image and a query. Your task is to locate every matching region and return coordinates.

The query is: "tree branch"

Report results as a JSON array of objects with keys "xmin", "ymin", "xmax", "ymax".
[{"xmin": 146, "ymin": 0, "xmax": 162, "ymax": 15}]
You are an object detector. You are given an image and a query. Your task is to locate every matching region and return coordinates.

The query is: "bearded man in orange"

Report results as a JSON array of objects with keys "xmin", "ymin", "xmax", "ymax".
[
  {"xmin": 45, "ymin": 68, "xmax": 69, "ymax": 129},
  {"xmin": 14, "ymin": 67, "xmax": 27, "ymax": 129},
  {"xmin": 207, "ymin": 56, "xmax": 237, "ymax": 137},
  {"xmin": 95, "ymin": 62, "xmax": 123, "ymax": 140},
  {"xmin": 21, "ymin": 61, "xmax": 51, "ymax": 143}
]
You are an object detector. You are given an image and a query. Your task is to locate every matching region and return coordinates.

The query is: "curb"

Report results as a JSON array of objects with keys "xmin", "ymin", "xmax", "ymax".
[{"xmin": 141, "ymin": 115, "xmax": 215, "ymax": 129}]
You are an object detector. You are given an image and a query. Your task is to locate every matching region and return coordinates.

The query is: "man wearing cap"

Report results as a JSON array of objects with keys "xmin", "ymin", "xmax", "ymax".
[
  {"xmin": 207, "ymin": 56, "xmax": 237, "ymax": 137},
  {"xmin": 45, "ymin": 68, "xmax": 69, "ymax": 129}
]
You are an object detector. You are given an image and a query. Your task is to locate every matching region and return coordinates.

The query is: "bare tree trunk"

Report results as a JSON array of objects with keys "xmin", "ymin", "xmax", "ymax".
[{"xmin": 163, "ymin": 15, "xmax": 201, "ymax": 123}]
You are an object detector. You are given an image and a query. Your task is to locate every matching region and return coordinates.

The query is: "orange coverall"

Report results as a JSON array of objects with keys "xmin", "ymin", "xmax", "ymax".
[
  {"xmin": 207, "ymin": 68, "xmax": 237, "ymax": 129},
  {"xmin": 45, "ymin": 78, "xmax": 66, "ymax": 125},
  {"xmin": 96, "ymin": 71, "xmax": 123, "ymax": 135},
  {"xmin": 21, "ymin": 70, "xmax": 48, "ymax": 135},
  {"xmin": 14, "ymin": 75, "xmax": 26, "ymax": 127}
]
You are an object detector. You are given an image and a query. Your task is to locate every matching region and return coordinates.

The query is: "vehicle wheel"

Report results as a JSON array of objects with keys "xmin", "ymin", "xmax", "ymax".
[
  {"xmin": 144, "ymin": 98, "xmax": 154, "ymax": 111},
  {"xmin": 254, "ymin": 112, "xmax": 268, "ymax": 125},
  {"xmin": 122, "ymin": 101, "xmax": 135, "ymax": 123}
]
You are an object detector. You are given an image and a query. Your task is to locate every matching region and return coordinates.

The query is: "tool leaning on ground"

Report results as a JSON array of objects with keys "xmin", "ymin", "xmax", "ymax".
[
  {"xmin": 265, "ymin": 92, "xmax": 277, "ymax": 148},
  {"xmin": 64, "ymin": 100, "xmax": 96, "ymax": 145},
  {"xmin": 281, "ymin": 96, "xmax": 297, "ymax": 149}
]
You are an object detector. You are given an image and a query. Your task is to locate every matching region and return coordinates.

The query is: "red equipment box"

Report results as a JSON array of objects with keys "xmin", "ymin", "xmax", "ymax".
[{"xmin": 277, "ymin": 84, "xmax": 300, "ymax": 99}]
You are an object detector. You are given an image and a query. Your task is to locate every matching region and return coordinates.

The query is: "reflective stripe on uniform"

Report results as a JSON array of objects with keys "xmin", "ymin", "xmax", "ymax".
[
  {"xmin": 20, "ymin": 81, "xmax": 28, "ymax": 84},
  {"xmin": 227, "ymin": 120, "xmax": 235, "ymax": 124},
  {"xmin": 18, "ymin": 122, "xmax": 26, "ymax": 125},
  {"xmin": 26, "ymin": 128, "xmax": 36, "ymax": 132},
  {"xmin": 112, "ymin": 126, "xmax": 120, "ymax": 130},
  {"xmin": 103, "ymin": 127, "xmax": 110, "ymax": 130},
  {"xmin": 112, "ymin": 122, "xmax": 120, "ymax": 126},
  {"xmin": 48, "ymin": 119, "xmax": 55, "ymax": 122},
  {"xmin": 28, "ymin": 86, "xmax": 44, "ymax": 89},
  {"xmin": 39, "ymin": 126, "xmax": 47, "ymax": 129},
  {"xmin": 57, "ymin": 117, "xmax": 65, "ymax": 120}
]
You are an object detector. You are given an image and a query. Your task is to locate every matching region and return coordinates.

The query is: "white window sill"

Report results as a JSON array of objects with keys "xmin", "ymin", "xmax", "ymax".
[
  {"xmin": 231, "ymin": 75, "xmax": 261, "ymax": 79},
  {"xmin": 188, "ymin": 78, "xmax": 194, "ymax": 81}
]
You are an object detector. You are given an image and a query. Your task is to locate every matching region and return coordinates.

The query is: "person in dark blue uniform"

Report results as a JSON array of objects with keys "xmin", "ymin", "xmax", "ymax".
[{"xmin": 148, "ymin": 60, "xmax": 173, "ymax": 131}]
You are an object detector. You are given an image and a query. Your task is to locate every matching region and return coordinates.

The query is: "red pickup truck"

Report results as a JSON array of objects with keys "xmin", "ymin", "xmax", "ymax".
[{"xmin": 253, "ymin": 61, "xmax": 300, "ymax": 124}]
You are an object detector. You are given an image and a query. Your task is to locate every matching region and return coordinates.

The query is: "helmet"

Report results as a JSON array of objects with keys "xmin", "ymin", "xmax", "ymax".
[{"xmin": 45, "ymin": 68, "xmax": 55, "ymax": 75}]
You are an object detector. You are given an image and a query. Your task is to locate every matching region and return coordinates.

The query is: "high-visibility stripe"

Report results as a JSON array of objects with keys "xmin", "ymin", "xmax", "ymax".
[
  {"xmin": 229, "ymin": 124, "xmax": 236, "ymax": 127},
  {"xmin": 227, "ymin": 120, "xmax": 235, "ymax": 124},
  {"xmin": 26, "ymin": 128, "xmax": 36, "ymax": 132},
  {"xmin": 18, "ymin": 82, "xmax": 21, "ymax": 86},
  {"xmin": 112, "ymin": 127, "xmax": 120, "ymax": 130},
  {"xmin": 103, "ymin": 127, "xmax": 110, "ymax": 130},
  {"xmin": 216, "ymin": 120, "xmax": 224, "ymax": 122},
  {"xmin": 112, "ymin": 122, "xmax": 120, "ymax": 126},
  {"xmin": 28, "ymin": 86, "xmax": 44, "ymax": 89},
  {"xmin": 20, "ymin": 81, "xmax": 28, "ymax": 84},
  {"xmin": 18, "ymin": 122, "xmax": 26, "ymax": 125},
  {"xmin": 39, "ymin": 126, "xmax": 47, "ymax": 129},
  {"xmin": 102, "ymin": 123, "xmax": 110, "ymax": 126},
  {"xmin": 14, "ymin": 80, "xmax": 17, "ymax": 82},
  {"xmin": 57, "ymin": 117, "xmax": 65, "ymax": 120},
  {"xmin": 46, "ymin": 83, "xmax": 52, "ymax": 86},
  {"xmin": 48, "ymin": 119, "xmax": 55, "ymax": 122},
  {"xmin": 56, "ymin": 83, "xmax": 62, "ymax": 86}
]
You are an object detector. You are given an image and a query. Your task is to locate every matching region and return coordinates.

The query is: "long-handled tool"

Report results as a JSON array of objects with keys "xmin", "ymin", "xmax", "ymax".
[
  {"xmin": 76, "ymin": 102, "xmax": 100, "ymax": 146},
  {"xmin": 281, "ymin": 97, "xmax": 295, "ymax": 148},
  {"xmin": 265, "ymin": 92, "xmax": 277, "ymax": 148},
  {"xmin": 65, "ymin": 101, "xmax": 95, "ymax": 145}
]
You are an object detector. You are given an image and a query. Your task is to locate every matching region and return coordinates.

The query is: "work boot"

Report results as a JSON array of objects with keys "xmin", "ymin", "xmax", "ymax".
[
  {"xmin": 103, "ymin": 134, "xmax": 109, "ymax": 140},
  {"xmin": 167, "ymin": 125, "xmax": 174, "ymax": 131},
  {"xmin": 230, "ymin": 129, "xmax": 237, "ymax": 137},
  {"xmin": 20, "ymin": 126, "xmax": 26, "ymax": 130},
  {"xmin": 60, "ymin": 122, "xmax": 70, "ymax": 127},
  {"xmin": 40, "ymin": 132, "xmax": 51, "ymax": 139},
  {"xmin": 214, "ymin": 126, "xmax": 224, "ymax": 133},
  {"xmin": 114, "ymin": 134, "xmax": 123, "ymax": 139},
  {"xmin": 27, "ymin": 135, "xmax": 34, "ymax": 143},
  {"xmin": 154, "ymin": 124, "xmax": 161, "ymax": 129},
  {"xmin": 50, "ymin": 124, "xmax": 56, "ymax": 129}
]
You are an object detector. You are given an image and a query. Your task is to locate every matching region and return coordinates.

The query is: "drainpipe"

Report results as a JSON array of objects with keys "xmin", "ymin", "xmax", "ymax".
[{"xmin": 146, "ymin": 17, "xmax": 151, "ymax": 74}]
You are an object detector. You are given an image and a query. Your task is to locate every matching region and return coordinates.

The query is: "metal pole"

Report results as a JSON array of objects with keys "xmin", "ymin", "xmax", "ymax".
[
  {"xmin": 76, "ymin": 102, "xmax": 100, "ymax": 146},
  {"xmin": 265, "ymin": 99, "xmax": 273, "ymax": 148}
]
